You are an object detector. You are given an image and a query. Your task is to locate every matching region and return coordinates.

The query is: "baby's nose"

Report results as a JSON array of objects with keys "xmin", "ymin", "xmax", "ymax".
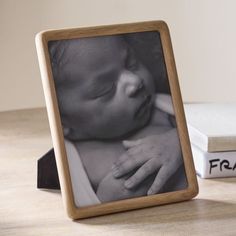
[
  {"xmin": 119, "ymin": 70, "xmax": 143, "ymax": 97},
  {"xmin": 126, "ymin": 80, "xmax": 144, "ymax": 97}
]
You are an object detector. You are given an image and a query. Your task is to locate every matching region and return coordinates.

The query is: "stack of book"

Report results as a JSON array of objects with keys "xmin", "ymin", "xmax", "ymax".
[{"xmin": 184, "ymin": 103, "xmax": 236, "ymax": 178}]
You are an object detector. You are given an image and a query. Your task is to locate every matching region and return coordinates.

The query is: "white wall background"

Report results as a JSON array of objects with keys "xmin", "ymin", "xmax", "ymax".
[{"xmin": 1, "ymin": 0, "xmax": 236, "ymax": 112}]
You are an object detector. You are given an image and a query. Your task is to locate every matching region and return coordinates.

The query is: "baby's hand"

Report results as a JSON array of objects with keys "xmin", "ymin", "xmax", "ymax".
[
  {"xmin": 96, "ymin": 172, "xmax": 131, "ymax": 202},
  {"xmin": 112, "ymin": 129, "xmax": 182, "ymax": 195},
  {"xmin": 96, "ymin": 172, "xmax": 151, "ymax": 203}
]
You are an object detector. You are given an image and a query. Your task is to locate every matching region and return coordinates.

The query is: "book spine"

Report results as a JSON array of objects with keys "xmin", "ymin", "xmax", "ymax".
[
  {"xmin": 187, "ymin": 125, "xmax": 236, "ymax": 152},
  {"xmin": 191, "ymin": 144, "xmax": 236, "ymax": 178}
]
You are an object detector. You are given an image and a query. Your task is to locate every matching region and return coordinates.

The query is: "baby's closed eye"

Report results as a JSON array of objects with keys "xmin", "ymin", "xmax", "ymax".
[{"xmin": 86, "ymin": 80, "xmax": 116, "ymax": 99}]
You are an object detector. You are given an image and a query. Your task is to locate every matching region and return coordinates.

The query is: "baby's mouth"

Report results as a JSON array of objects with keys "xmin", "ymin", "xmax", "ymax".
[{"xmin": 134, "ymin": 94, "xmax": 153, "ymax": 118}]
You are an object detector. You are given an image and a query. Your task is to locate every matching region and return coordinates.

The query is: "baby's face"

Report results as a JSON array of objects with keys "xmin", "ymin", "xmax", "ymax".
[{"xmin": 56, "ymin": 36, "xmax": 155, "ymax": 140}]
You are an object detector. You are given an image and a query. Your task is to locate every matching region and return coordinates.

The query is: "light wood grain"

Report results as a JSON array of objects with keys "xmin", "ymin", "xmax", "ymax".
[
  {"xmin": 35, "ymin": 21, "xmax": 198, "ymax": 219},
  {"xmin": 0, "ymin": 108, "xmax": 235, "ymax": 235}
]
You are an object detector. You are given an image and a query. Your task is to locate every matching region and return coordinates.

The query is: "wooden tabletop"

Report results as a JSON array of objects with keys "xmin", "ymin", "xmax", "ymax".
[{"xmin": 0, "ymin": 108, "xmax": 235, "ymax": 236}]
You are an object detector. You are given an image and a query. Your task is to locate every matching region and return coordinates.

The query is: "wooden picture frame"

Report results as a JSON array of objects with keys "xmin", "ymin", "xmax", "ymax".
[{"xmin": 36, "ymin": 21, "xmax": 198, "ymax": 220}]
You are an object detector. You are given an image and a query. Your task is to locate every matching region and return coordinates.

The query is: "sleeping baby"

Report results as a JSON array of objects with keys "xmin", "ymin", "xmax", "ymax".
[{"xmin": 49, "ymin": 35, "xmax": 187, "ymax": 206}]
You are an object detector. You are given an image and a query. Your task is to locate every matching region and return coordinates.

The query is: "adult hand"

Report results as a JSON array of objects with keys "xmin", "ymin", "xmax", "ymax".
[{"xmin": 112, "ymin": 129, "xmax": 182, "ymax": 195}]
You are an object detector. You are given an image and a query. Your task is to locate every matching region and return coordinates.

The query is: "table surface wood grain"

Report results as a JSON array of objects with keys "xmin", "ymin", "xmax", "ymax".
[{"xmin": 0, "ymin": 108, "xmax": 235, "ymax": 236}]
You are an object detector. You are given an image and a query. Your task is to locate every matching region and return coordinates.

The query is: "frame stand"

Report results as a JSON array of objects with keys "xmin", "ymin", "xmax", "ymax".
[{"xmin": 37, "ymin": 148, "xmax": 60, "ymax": 189}]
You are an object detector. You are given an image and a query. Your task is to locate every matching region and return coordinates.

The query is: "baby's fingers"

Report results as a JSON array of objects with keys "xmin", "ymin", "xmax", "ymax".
[
  {"xmin": 113, "ymin": 152, "xmax": 130, "ymax": 166},
  {"xmin": 147, "ymin": 164, "xmax": 172, "ymax": 195},
  {"xmin": 124, "ymin": 159, "xmax": 159, "ymax": 189},
  {"xmin": 112, "ymin": 153, "xmax": 146, "ymax": 178}
]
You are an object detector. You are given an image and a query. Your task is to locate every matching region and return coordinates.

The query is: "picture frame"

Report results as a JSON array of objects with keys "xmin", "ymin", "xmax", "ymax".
[{"xmin": 36, "ymin": 20, "xmax": 198, "ymax": 220}]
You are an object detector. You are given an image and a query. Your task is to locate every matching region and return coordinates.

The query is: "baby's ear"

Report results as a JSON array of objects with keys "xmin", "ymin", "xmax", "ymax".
[{"xmin": 63, "ymin": 127, "xmax": 71, "ymax": 137}]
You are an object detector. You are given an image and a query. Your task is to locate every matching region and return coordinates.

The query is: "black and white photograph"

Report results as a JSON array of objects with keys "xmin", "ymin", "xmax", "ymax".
[
  {"xmin": 3, "ymin": 0, "xmax": 236, "ymax": 232},
  {"xmin": 48, "ymin": 31, "xmax": 188, "ymax": 207}
]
